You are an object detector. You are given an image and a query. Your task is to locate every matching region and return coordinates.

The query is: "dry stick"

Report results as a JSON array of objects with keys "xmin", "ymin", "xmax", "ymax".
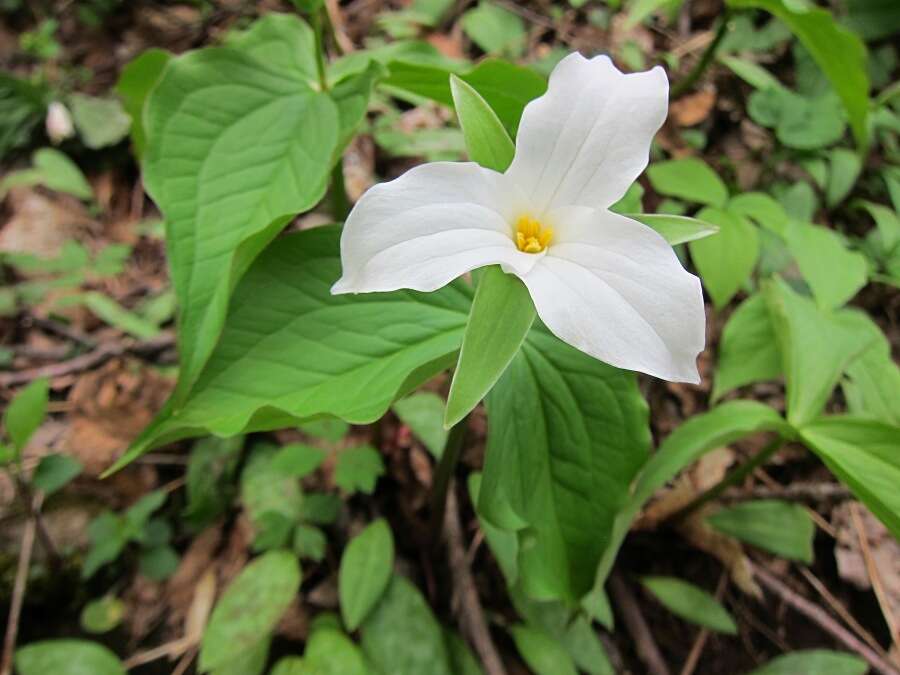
[
  {"xmin": 679, "ymin": 571, "xmax": 728, "ymax": 675},
  {"xmin": 609, "ymin": 572, "xmax": 672, "ymax": 675},
  {"xmin": 850, "ymin": 503, "xmax": 900, "ymax": 659},
  {"xmin": 1, "ymin": 496, "xmax": 39, "ymax": 675},
  {"xmin": 444, "ymin": 486, "xmax": 507, "ymax": 675},
  {"xmin": 721, "ymin": 482, "xmax": 852, "ymax": 504},
  {"xmin": 0, "ymin": 332, "xmax": 175, "ymax": 388},
  {"xmin": 797, "ymin": 566, "xmax": 888, "ymax": 661},
  {"xmin": 751, "ymin": 562, "xmax": 900, "ymax": 675}
]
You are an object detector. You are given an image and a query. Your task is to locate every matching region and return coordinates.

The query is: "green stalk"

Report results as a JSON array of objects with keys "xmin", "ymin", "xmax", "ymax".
[
  {"xmin": 670, "ymin": 10, "xmax": 733, "ymax": 99},
  {"xmin": 310, "ymin": 7, "xmax": 328, "ymax": 93},
  {"xmin": 670, "ymin": 436, "xmax": 784, "ymax": 522},
  {"xmin": 430, "ymin": 416, "xmax": 469, "ymax": 539}
]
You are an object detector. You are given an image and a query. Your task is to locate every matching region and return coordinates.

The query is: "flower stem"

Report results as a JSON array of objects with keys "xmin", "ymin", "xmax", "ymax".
[
  {"xmin": 670, "ymin": 436, "xmax": 784, "ymax": 522},
  {"xmin": 670, "ymin": 10, "xmax": 733, "ymax": 99},
  {"xmin": 430, "ymin": 416, "xmax": 469, "ymax": 540},
  {"xmin": 331, "ymin": 160, "xmax": 350, "ymax": 221},
  {"xmin": 310, "ymin": 7, "xmax": 328, "ymax": 93}
]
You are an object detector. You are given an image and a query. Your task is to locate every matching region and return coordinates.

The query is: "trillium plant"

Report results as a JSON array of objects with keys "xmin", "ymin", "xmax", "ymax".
[{"xmin": 98, "ymin": 1, "xmax": 900, "ymax": 665}]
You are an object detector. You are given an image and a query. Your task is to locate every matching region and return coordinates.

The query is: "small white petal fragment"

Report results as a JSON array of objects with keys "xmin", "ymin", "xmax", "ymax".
[
  {"xmin": 46, "ymin": 101, "xmax": 75, "ymax": 144},
  {"xmin": 522, "ymin": 208, "xmax": 705, "ymax": 383},
  {"xmin": 332, "ymin": 162, "xmax": 537, "ymax": 294},
  {"xmin": 506, "ymin": 53, "xmax": 669, "ymax": 214}
]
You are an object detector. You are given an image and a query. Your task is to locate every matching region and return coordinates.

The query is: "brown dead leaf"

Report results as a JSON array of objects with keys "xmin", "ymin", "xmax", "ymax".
[
  {"xmin": 670, "ymin": 89, "xmax": 717, "ymax": 127},
  {"xmin": 166, "ymin": 525, "xmax": 223, "ymax": 633},
  {"xmin": 0, "ymin": 187, "xmax": 93, "ymax": 258},
  {"xmin": 65, "ymin": 358, "xmax": 172, "ymax": 476}
]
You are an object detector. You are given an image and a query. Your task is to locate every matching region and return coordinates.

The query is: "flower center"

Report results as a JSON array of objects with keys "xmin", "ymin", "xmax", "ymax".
[{"xmin": 514, "ymin": 215, "xmax": 553, "ymax": 253}]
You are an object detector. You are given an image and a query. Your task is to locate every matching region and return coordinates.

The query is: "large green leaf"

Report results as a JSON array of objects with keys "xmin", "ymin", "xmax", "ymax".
[
  {"xmin": 727, "ymin": 0, "xmax": 869, "ymax": 149},
  {"xmin": 480, "ymin": 328, "xmax": 651, "ymax": 601},
  {"xmin": 689, "ymin": 207, "xmax": 759, "ymax": 308},
  {"xmin": 784, "ymin": 222, "xmax": 868, "ymax": 310},
  {"xmin": 225, "ymin": 13, "xmax": 317, "ymax": 85},
  {"xmin": 382, "ymin": 58, "xmax": 547, "ymax": 136},
  {"xmin": 445, "ymin": 266, "xmax": 535, "ymax": 428},
  {"xmin": 109, "ymin": 227, "xmax": 471, "ymax": 472},
  {"xmin": 640, "ymin": 576, "xmax": 737, "ymax": 634},
  {"xmin": 800, "ymin": 416, "xmax": 900, "ymax": 540},
  {"xmin": 842, "ymin": 322, "xmax": 900, "ymax": 426},
  {"xmin": 647, "ymin": 158, "xmax": 728, "ymax": 208},
  {"xmin": 339, "ymin": 519, "xmax": 395, "ymax": 630},
  {"xmin": 143, "ymin": 42, "xmax": 339, "ymax": 404},
  {"xmin": 450, "ymin": 73, "xmax": 514, "ymax": 172},
  {"xmin": 713, "ymin": 293, "xmax": 781, "ymax": 401},
  {"xmin": 593, "ymin": 401, "xmax": 791, "ymax": 589},
  {"xmin": 763, "ymin": 278, "xmax": 876, "ymax": 427},
  {"xmin": 15, "ymin": 640, "xmax": 125, "ymax": 675},
  {"xmin": 199, "ymin": 550, "xmax": 301, "ymax": 672},
  {"xmin": 361, "ymin": 575, "xmax": 453, "ymax": 675},
  {"xmin": 707, "ymin": 499, "xmax": 814, "ymax": 562},
  {"xmin": 115, "ymin": 48, "xmax": 171, "ymax": 157}
]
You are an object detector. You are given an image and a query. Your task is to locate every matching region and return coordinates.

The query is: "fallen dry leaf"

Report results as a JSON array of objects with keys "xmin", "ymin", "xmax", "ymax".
[{"xmin": 670, "ymin": 89, "xmax": 717, "ymax": 127}]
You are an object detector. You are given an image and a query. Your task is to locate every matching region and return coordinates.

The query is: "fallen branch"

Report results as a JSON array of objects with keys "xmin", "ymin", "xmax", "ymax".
[
  {"xmin": 609, "ymin": 572, "xmax": 672, "ymax": 675},
  {"xmin": 751, "ymin": 562, "xmax": 900, "ymax": 675},
  {"xmin": 445, "ymin": 485, "xmax": 507, "ymax": 675},
  {"xmin": 0, "ymin": 332, "xmax": 175, "ymax": 388}
]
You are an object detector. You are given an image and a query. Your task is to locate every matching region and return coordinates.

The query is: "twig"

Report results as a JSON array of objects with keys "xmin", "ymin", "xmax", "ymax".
[
  {"xmin": 670, "ymin": 10, "xmax": 733, "ymax": 98},
  {"xmin": 1, "ymin": 495, "xmax": 39, "ymax": 675},
  {"xmin": 13, "ymin": 476, "xmax": 59, "ymax": 567},
  {"xmin": 444, "ymin": 485, "xmax": 507, "ymax": 675},
  {"xmin": 609, "ymin": 572, "xmax": 672, "ymax": 675},
  {"xmin": 850, "ymin": 503, "xmax": 900, "ymax": 658},
  {"xmin": 722, "ymin": 482, "xmax": 852, "ymax": 504},
  {"xmin": 797, "ymin": 566, "xmax": 889, "ymax": 662},
  {"xmin": 679, "ymin": 571, "xmax": 728, "ymax": 675},
  {"xmin": 0, "ymin": 332, "xmax": 175, "ymax": 388},
  {"xmin": 30, "ymin": 316, "xmax": 95, "ymax": 348},
  {"xmin": 751, "ymin": 562, "xmax": 900, "ymax": 675}
]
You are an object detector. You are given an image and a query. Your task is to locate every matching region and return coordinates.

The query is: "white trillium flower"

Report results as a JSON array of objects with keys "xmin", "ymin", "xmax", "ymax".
[{"xmin": 332, "ymin": 53, "xmax": 706, "ymax": 384}]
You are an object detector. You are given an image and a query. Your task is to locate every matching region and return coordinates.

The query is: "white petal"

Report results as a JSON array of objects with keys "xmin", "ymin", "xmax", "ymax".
[
  {"xmin": 522, "ymin": 208, "xmax": 705, "ymax": 383},
  {"xmin": 506, "ymin": 53, "xmax": 668, "ymax": 214},
  {"xmin": 332, "ymin": 162, "xmax": 539, "ymax": 294}
]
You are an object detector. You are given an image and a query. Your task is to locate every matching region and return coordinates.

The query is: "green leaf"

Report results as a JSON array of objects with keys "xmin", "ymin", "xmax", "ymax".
[
  {"xmin": 184, "ymin": 436, "xmax": 242, "ymax": 530},
  {"xmin": 845, "ymin": 0, "xmax": 900, "ymax": 41},
  {"xmin": 299, "ymin": 418, "xmax": 349, "ymax": 442},
  {"xmin": 383, "ymin": 58, "xmax": 547, "ymax": 136},
  {"xmin": 109, "ymin": 227, "xmax": 470, "ymax": 473},
  {"xmin": 300, "ymin": 493, "xmax": 341, "ymax": 525},
  {"xmin": 82, "ymin": 512, "xmax": 128, "ymax": 579},
  {"xmin": 785, "ymin": 223, "xmax": 867, "ymax": 310},
  {"xmin": 80, "ymin": 596, "xmax": 125, "ymax": 634},
  {"xmin": 748, "ymin": 650, "xmax": 867, "ymax": 675},
  {"xmin": 334, "ymin": 445, "xmax": 385, "ymax": 495},
  {"xmin": 330, "ymin": 61, "xmax": 383, "ymax": 157},
  {"xmin": 392, "ymin": 392, "xmax": 448, "ymax": 457},
  {"xmin": 270, "ymin": 657, "xmax": 307, "ymax": 675},
  {"xmin": 727, "ymin": 0, "xmax": 870, "ymax": 149},
  {"xmin": 561, "ymin": 615, "xmax": 615, "ymax": 675},
  {"xmin": 69, "ymin": 93, "xmax": 131, "ymax": 149},
  {"xmin": 199, "ymin": 550, "xmax": 301, "ymax": 672},
  {"xmin": 361, "ymin": 575, "xmax": 453, "ymax": 675},
  {"xmin": 763, "ymin": 278, "xmax": 876, "ymax": 426},
  {"xmin": 468, "ymin": 472, "xmax": 518, "ymax": 586},
  {"xmin": 713, "ymin": 294, "xmax": 781, "ymax": 400},
  {"xmin": 480, "ymin": 327, "xmax": 651, "ymax": 601},
  {"xmin": 826, "ymin": 148, "xmax": 862, "ymax": 208},
  {"xmin": 800, "ymin": 416, "xmax": 900, "ymax": 540},
  {"xmin": 461, "ymin": 1, "xmax": 526, "ymax": 58},
  {"xmin": 446, "ymin": 266, "xmax": 535, "ymax": 429},
  {"xmin": 727, "ymin": 191, "xmax": 789, "ymax": 237},
  {"xmin": 225, "ymin": 13, "xmax": 317, "ymax": 86},
  {"xmin": 293, "ymin": 524, "xmax": 327, "ymax": 561},
  {"xmin": 15, "ymin": 640, "xmax": 126, "ymax": 675},
  {"xmin": 647, "ymin": 158, "xmax": 728, "ymax": 207},
  {"xmin": 593, "ymin": 401, "xmax": 791, "ymax": 588},
  {"xmin": 707, "ymin": 499, "xmax": 815, "ymax": 562},
  {"xmin": 339, "ymin": 518, "xmax": 395, "ymax": 630},
  {"xmin": 689, "ymin": 207, "xmax": 759, "ymax": 308},
  {"xmin": 749, "ymin": 88, "xmax": 846, "ymax": 151},
  {"xmin": 508, "ymin": 625, "xmax": 578, "ymax": 675},
  {"xmin": 718, "ymin": 54, "xmax": 783, "ymax": 90},
  {"xmin": 71, "ymin": 291, "xmax": 161, "ymax": 339},
  {"xmin": 241, "ymin": 444, "xmax": 303, "ymax": 529},
  {"xmin": 450, "ymin": 74, "xmax": 515, "ymax": 172},
  {"xmin": 139, "ymin": 545, "xmax": 180, "ymax": 580},
  {"xmin": 4, "ymin": 377, "xmax": 48, "ymax": 451},
  {"xmin": 641, "ymin": 576, "xmax": 737, "ymax": 634},
  {"xmin": 626, "ymin": 0, "xmax": 681, "ymax": 27},
  {"xmin": 625, "ymin": 213, "xmax": 719, "ymax": 245},
  {"xmin": 843, "ymin": 323, "xmax": 900, "ymax": 426},
  {"xmin": 210, "ymin": 639, "xmax": 269, "ymax": 675},
  {"xmin": 445, "ymin": 630, "xmax": 486, "ymax": 675},
  {"xmin": 32, "ymin": 453, "xmax": 82, "ymax": 496},
  {"xmin": 0, "ymin": 72, "xmax": 47, "ymax": 161},
  {"xmin": 304, "ymin": 628, "xmax": 369, "ymax": 675},
  {"xmin": 115, "ymin": 48, "xmax": 171, "ymax": 157},
  {"xmin": 143, "ymin": 47, "xmax": 339, "ymax": 406},
  {"xmin": 0, "ymin": 148, "xmax": 92, "ymax": 201},
  {"xmin": 270, "ymin": 443, "xmax": 327, "ymax": 478}
]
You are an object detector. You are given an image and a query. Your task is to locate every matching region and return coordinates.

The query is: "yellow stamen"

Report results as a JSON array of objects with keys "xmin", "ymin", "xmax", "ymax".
[{"xmin": 514, "ymin": 215, "xmax": 553, "ymax": 254}]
